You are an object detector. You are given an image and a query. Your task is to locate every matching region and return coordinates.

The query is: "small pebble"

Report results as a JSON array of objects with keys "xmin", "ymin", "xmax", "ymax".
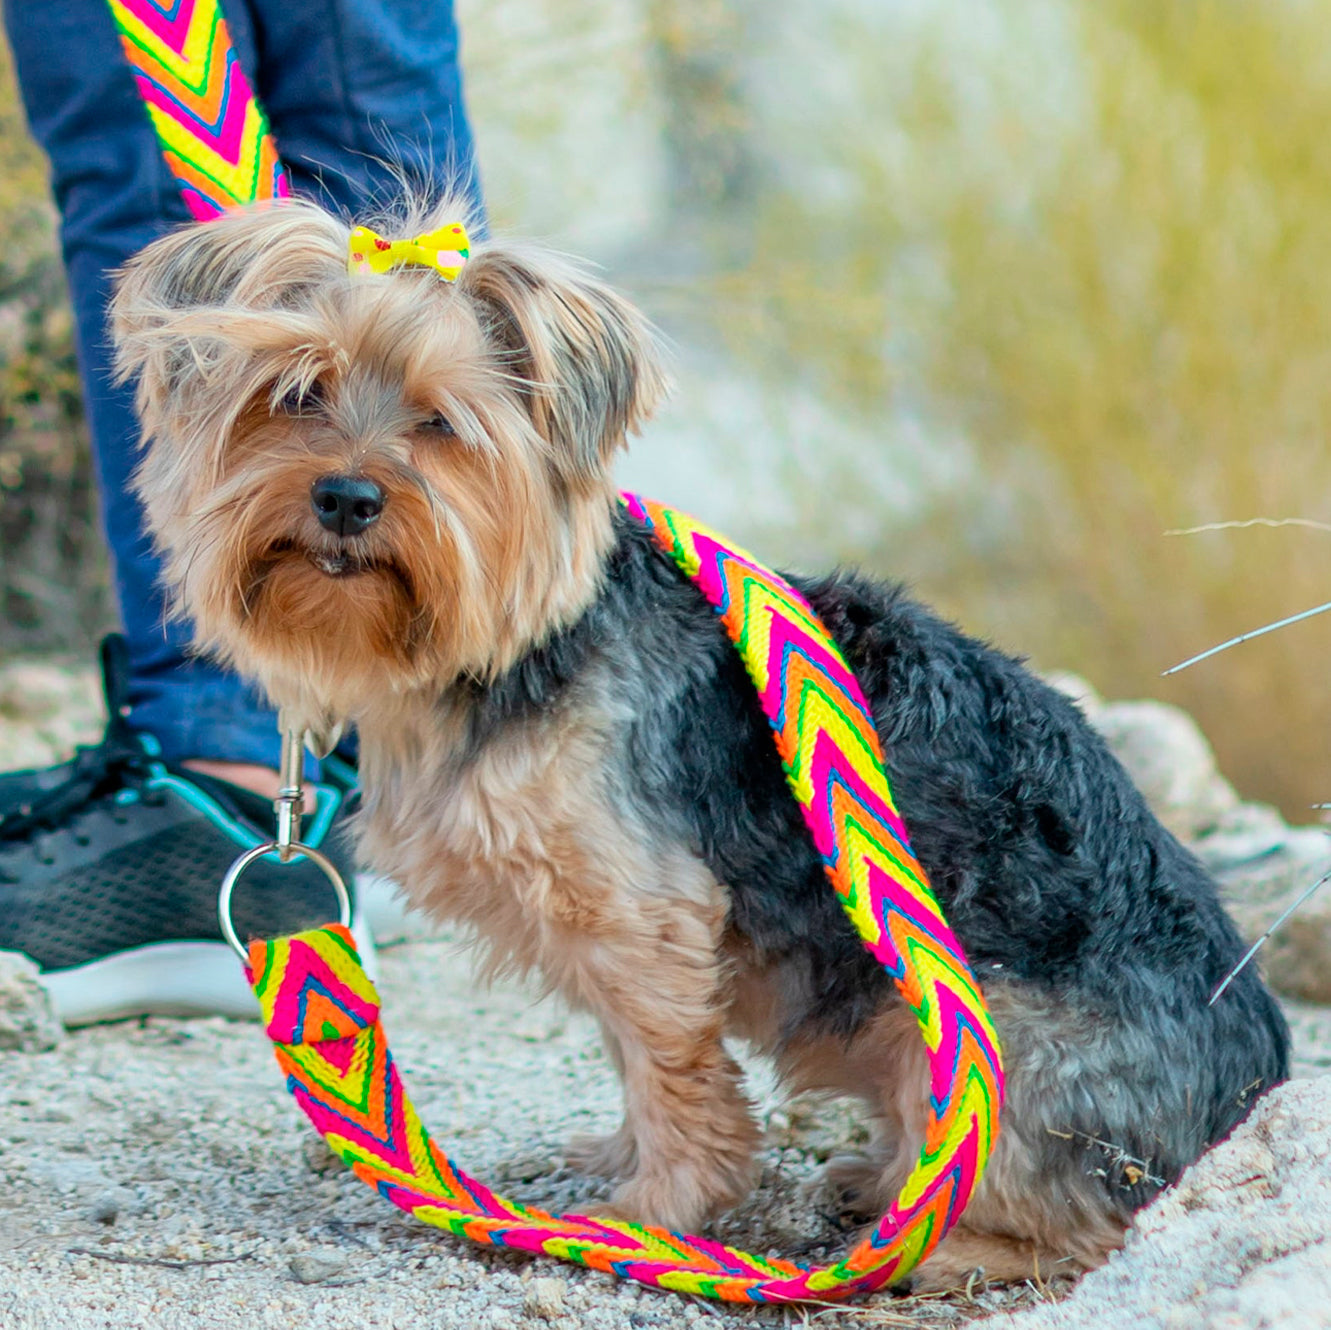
[
  {"xmin": 85, "ymin": 1190, "xmax": 121, "ymax": 1225},
  {"xmin": 300, "ymin": 1135, "xmax": 340, "ymax": 1174},
  {"xmin": 495, "ymin": 1151, "xmax": 556, "ymax": 1184},
  {"xmin": 288, "ymin": 1250, "xmax": 347, "ymax": 1284},
  {"xmin": 523, "ymin": 1276, "xmax": 567, "ymax": 1320}
]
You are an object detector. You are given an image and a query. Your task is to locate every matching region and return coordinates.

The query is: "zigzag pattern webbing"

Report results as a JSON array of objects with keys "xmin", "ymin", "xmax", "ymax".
[
  {"xmin": 245, "ymin": 496, "xmax": 1005, "ymax": 1304},
  {"xmin": 109, "ymin": 0, "xmax": 289, "ymax": 218}
]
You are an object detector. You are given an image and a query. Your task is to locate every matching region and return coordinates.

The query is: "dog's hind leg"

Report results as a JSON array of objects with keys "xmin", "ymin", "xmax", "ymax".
[
  {"xmin": 782, "ymin": 985, "xmax": 1131, "ymax": 1289},
  {"xmin": 903, "ymin": 1134, "xmax": 1128, "ymax": 1292}
]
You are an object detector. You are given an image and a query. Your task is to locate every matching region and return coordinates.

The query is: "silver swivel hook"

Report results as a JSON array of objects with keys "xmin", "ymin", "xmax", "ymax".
[
  {"xmin": 217, "ymin": 708, "xmax": 351, "ymax": 962},
  {"xmin": 273, "ymin": 706, "xmax": 306, "ymax": 862}
]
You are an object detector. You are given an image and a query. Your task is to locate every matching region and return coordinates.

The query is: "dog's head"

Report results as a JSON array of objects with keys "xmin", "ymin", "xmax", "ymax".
[{"xmin": 113, "ymin": 198, "xmax": 664, "ymax": 723}]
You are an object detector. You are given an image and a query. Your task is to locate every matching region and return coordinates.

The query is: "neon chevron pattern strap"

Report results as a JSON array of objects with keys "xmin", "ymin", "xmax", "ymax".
[
  {"xmin": 245, "ymin": 495, "xmax": 1005, "ymax": 1305},
  {"xmin": 624, "ymin": 495, "xmax": 1006, "ymax": 1289},
  {"xmin": 109, "ymin": 0, "xmax": 290, "ymax": 219}
]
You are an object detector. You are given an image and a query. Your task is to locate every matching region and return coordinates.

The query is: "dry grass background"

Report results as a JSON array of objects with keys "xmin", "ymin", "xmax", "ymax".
[{"xmin": 2, "ymin": 0, "xmax": 1329, "ymax": 820}]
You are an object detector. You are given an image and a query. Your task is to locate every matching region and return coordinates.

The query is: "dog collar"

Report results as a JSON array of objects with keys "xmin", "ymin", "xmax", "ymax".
[{"xmin": 347, "ymin": 223, "xmax": 471, "ymax": 281}]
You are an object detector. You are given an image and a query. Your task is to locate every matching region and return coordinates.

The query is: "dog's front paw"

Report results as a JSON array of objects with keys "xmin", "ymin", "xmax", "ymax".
[
  {"xmin": 565, "ymin": 1124, "xmax": 638, "ymax": 1180},
  {"xmin": 603, "ymin": 1175, "xmax": 710, "ymax": 1235},
  {"xmin": 603, "ymin": 1149, "xmax": 759, "ymax": 1235}
]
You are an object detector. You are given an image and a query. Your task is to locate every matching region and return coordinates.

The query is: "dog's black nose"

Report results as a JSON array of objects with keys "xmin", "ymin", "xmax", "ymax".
[{"xmin": 310, "ymin": 475, "xmax": 385, "ymax": 537}]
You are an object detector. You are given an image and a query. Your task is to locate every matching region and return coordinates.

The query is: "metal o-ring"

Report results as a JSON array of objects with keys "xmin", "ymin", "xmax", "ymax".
[{"xmin": 218, "ymin": 841, "xmax": 351, "ymax": 962}]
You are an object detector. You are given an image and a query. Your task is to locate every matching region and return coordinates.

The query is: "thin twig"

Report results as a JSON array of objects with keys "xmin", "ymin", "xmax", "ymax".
[
  {"xmin": 963, "ymin": 1267, "xmax": 985, "ymax": 1304},
  {"xmin": 1045, "ymin": 1128, "xmax": 1164, "ymax": 1187},
  {"xmin": 687, "ymin": 1294, "xmax": 724, "ymax": 1318},
  {"xmin": 1163, "ymin": 600, "xmax": 1331, "ymax": 676},
  {"xmin": 806, "ymin": 1304, "xmax": 935, "ymax": 1326},
  {"xmin": 1164, "ymin": 517, "xmax": 1331, "ymax": 536},
  {"xmin": 1209, "ymin": 868, "xmax": 1331, "ymax": 1005},
  {"xmin": 1030, "ymin": 1248, "xmax": 1054, "ymax": 1303},
  {"xmin": 66, "ymin": 1246, "xmax": 258, "ymax": 1270}
]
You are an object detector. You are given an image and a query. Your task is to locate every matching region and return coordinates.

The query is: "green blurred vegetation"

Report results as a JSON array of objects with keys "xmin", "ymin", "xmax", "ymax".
[{"xmin": 0, "ymin": 34, "xmax": 108, "ymax": 651}]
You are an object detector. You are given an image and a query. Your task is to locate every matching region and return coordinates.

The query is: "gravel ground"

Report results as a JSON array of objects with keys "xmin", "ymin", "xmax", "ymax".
[{"xmin": 2, "ymin": 936, "xmax": 1330, "ymax": 1330}]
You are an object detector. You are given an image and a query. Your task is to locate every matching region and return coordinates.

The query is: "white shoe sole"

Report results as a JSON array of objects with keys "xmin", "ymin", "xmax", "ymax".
[{"xmin": 42, "ymin": 914, "xmax": 379, "ymax": 1028}]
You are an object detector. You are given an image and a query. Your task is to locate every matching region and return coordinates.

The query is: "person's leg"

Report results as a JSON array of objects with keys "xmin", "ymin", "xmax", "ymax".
[
  {"xmin": 0, "ymin": 0, "xmax": 480, "ymax": 1016},
  {"xmin": 3, "ymin": 0, "xmax": 284, "ymax": 769},
  {"xmin": 4, "ymin": 0, "xmax": 482, "ymax": 772},
  {"xmin": 229, "ymin": 0, "xmax": 482, "ymax": 219}
]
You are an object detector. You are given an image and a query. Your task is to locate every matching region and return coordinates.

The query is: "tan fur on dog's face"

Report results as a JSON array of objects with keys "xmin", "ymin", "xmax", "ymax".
[{"xmin": 113, "ymin": 199, "xmax": 664, "ymax": 725}]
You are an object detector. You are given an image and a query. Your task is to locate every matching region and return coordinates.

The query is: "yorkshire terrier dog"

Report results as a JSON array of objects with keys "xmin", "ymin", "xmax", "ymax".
[{"xmin": 112, "ymin": 197, "xmax": 1288, "ymax": 1290}]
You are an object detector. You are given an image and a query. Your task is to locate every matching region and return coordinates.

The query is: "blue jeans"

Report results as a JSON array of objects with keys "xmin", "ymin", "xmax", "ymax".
[{"xmin": 4, "ymin": 0, "xmax": 481, "ymax": 767}]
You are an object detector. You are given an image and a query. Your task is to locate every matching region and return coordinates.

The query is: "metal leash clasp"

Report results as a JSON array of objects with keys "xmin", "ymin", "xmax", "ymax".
[{"xmin": 217, "ymin": 708, "xmax": 351, "ymax": 963}]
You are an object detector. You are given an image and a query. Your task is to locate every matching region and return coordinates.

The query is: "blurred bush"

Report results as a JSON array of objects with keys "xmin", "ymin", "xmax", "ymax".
[
  {"xmin": 910, "ymin": 1, "xmax": 1331, "ymax": 818},
  {"xmin": 0, "ymin": 35, "xmax": 109, "ymax": 652},
  {"xmin": 694, "ymin": 0, "xmax": 1331, "ymax": 819}
]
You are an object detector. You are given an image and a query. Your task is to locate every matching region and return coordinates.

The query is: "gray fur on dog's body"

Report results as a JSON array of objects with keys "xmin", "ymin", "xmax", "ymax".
[{"xmin": 112, "ymin": 197, "xmax": 1289, "ymax": 1286}]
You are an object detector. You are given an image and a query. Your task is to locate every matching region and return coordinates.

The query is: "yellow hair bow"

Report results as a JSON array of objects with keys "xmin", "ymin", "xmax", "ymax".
[{"xmin": 347, "ymin": 222, "xmax": 471, "ymax": 281}]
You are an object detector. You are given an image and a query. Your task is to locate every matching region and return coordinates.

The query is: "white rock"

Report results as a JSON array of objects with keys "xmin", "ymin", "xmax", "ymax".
[
  {"xmin": 1092, "ymin": 700, "xmax": 1240, "ymax": 842},
  {"xmin": 0, "ymin": 662, "xmax": 84, "ymax": 723},
  {"xmin": 299, "ymin": 1134, "xmax": 341, "ymax": 1175},
  {"xmin": 982, "ymin": 1077, "xmax": 1331, "ymax": 1330},
  {"xmin": 1043, "ymin": 671, "xmax": 1104, "ymax": 720},
  {"xmin": 24, "ymin": 1157, "xmax": 109, "ymax": 1194},
  {"xmin": 1213, "ymin": 827, "xmax": 1331, "ymax": 1004},
  {"xmin": 1191, "ymin": 801, "xmax": 1291, "ymax": 875},
  {"xmin": 288, "ymin": 1250, "xmax": 347, "ymax": 1285},
  {"xmin": 523, "ymin": 1277, "xmax": 567, "ymax": 1321},
  {"xmin": 85, "ymin": 1186, "xmax": 138, "ymax": 1225},
  {"xmin": 0, "ymin": 952, "xmax": 62, "ymax": 1053},
  {"xmin": 0, "ymin": 662, "xmax": 103, "ymax": 774}
]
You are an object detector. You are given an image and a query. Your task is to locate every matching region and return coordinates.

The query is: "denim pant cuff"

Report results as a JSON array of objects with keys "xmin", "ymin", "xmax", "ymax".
[{"xmin": 128, "ymin": 670, "xmax": 282, "ymax": 768}]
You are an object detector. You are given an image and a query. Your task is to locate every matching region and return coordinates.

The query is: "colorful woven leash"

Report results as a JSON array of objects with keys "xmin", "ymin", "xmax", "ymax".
[
  {"xmin": 104, "ymin": 7, "xmax": 1004, "ymax": 1300},
  {"xmin": 108, "ymin": 0, "xmax": 289, "ymax": 218},
  {"xmin": 242, "ymin": 497, "xmax": 1005, "ymax": 1304}
]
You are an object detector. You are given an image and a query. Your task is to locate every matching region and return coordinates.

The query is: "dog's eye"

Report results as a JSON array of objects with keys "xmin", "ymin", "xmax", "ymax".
[
  {"xmin": 275, "ymin": 381, "xmax": 324, "ymax": 416},
  {"xmin": 419, "ymin": 412, "xmax": 457, "ymax": 437}
]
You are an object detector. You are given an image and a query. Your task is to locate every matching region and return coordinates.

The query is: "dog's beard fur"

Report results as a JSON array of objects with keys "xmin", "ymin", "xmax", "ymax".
[{"xmin": 114, "ymin": 196, "xmax": 663, "ymax": 726}]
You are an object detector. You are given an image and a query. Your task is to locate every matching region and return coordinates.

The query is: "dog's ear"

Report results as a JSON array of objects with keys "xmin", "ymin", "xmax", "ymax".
[
  {"xmin": 460, "ymin": 246, "xmax": 666, "ymax": 479},
  {"xmin": 111, "ymin": 202, "xmax": 345, "ymax": 426}
]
